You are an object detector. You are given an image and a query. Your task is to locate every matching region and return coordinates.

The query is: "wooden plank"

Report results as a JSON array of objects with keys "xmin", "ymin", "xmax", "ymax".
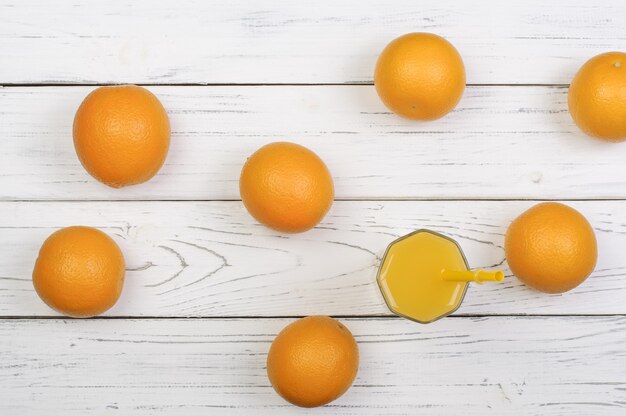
[
  {"xmin": 1, "ymin": 1, "xmax": 625, "ymax": 84},
  {"xmin": 2, "ymin": 85, "xmax": 626, "ymax": 200},
  {"xmin": 0, "ymin": 317, "xmax": 624, "ymax": 415},
  {"xmin": 1, "ymin": 200, "xmax": 624, "ymax": 317}
]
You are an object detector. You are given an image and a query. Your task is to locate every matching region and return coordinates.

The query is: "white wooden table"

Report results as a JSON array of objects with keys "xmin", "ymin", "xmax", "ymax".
[{"xmin": 1, "ymin": 1, "xmax": 625, "ymax": 414}]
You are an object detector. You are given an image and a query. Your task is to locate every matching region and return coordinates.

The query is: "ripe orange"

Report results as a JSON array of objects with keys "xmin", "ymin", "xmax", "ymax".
[
  {"xmin": 239, "ymin": 142, "xmax": 334, "ymax": 233},
  {"xmin": 267, "ymin": 316, "xmax": 359, "ymax": 408},
  {"xmin": 374, "ymin": 32, "xmax": 466, "ymax": 120},
  {"xmin": 73, "ymin": 85, "xmax": 170, "ymax": 187},
  {"xmin": 32, "ymin": 226, "xmax": 126, "ymax": 318},
  {"xmin": 505, "ymin": 202, "xmax": 597, "ymax": 294},
  {"xmin": 568, "ymin": 52, "xmax": 626, "ymax": 141}
]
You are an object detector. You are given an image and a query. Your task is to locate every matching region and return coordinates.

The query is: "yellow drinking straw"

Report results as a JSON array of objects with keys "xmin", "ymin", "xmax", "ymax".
[{"xmin": 441, "ymin": 269, "xmax": 504, "ymax": 284}]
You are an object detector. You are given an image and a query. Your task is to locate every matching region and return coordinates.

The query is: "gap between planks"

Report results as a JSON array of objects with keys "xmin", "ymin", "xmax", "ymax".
[
  {"xmin": 0, "ymin": 83, "xmax": 570, "ymax": 88},
  {"xmin": 2, "ymin": 198, "xmax": 626, "ymax": 203},
  {"xmin": 0, "ymin": 314, "xmax": 623, "ymax": 320}
]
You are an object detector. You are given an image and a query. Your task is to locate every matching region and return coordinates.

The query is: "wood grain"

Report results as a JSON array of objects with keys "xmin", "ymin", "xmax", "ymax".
[
  {"xmin": 3, "ymin": 85, "xmax": 626, "ymax": 200},
  {"xmin": 1, "ymin": 317, "xmax": 624, "ymax": 415},
  {"xmin": 1, "ymin": 200, "xmax": 623, "ymax": 317},
  {"xmin": 1, "ymin": 1, "xmax": 625, "ymax": 84}
]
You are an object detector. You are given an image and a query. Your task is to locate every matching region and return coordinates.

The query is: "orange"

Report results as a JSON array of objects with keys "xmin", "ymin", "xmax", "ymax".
[
  {"xmin": 505, "ymin": 202, "xmax": 597, "ymax": 294},
  {"xmin": 73, "ymin": 85, "xmax": 170, "ymax": 187},
  {"xmin": 374, "ymin": 32, "xmax": 466, "ymax": 120},
  {"xmin": 239, "ymin": 142, "xmax": 334, "ymax": 233},
  {"xmin": 267, "ymin": 316, "xmax": 359, "ymax": 408},
  {"xmin": 568, "ymin": 52, "xmax": 626, "ymax": 141},
  {"xmin": 32, "ymin": 226, "xmax": 126, "ymax": 318}
]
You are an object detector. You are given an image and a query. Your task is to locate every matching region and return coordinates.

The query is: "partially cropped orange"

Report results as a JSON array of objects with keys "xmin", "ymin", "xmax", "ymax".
[
  {"xmin": 267, "ymin": 316, "xmax": 359, "ymax": 408},
  {"xmin": 505, "ymin": 202, "xmax": 597, "ymax": 294},
  {"xmin": 374, "ymin": 32, "xmax": 465, "ymax": 120},
  {"xmin": 73, "ymin": 85, "xmax": 170, "ymax": 187},
  {"xmin": 240, "ymin": 142, "xmax": 334, "ymax": 233},
  {"xmin": 32, "ymin": 226, "xmax": 126, "ymax": 318},
  {"xmin": 568, "ymin": 52, "xmax": 626, "ymax": 141}
]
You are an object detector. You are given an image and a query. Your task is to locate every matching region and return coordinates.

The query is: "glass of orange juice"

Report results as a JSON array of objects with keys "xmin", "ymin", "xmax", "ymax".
[{"xmin": 377, "ymin": 229, "xmax": 504, "ymax": 324}]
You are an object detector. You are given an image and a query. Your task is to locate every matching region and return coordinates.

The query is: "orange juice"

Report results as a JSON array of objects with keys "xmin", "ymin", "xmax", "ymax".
[{"xmin": 377, "ymin": 230, "xmax": 503, "ymax": 323}]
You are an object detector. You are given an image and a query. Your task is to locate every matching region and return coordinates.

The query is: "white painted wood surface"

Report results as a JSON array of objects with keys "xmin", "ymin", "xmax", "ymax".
[
  {"xmin": 1, "ymin": 0, "xmax": 626, "ymax": 85},
  {"xmin": 1, "ymin": 317, "xmax": 625, "ymax": 415},
  {"xmin": 1, "ymin": 0, "xmax": 625, "ymax": 414},
  {"xmin": 3, "ymin": 86, "xmax": 626, "ymax": 200},
  {"xmin": 1, "ymin": 200, "xmax": 625, "ymax": 317}
]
